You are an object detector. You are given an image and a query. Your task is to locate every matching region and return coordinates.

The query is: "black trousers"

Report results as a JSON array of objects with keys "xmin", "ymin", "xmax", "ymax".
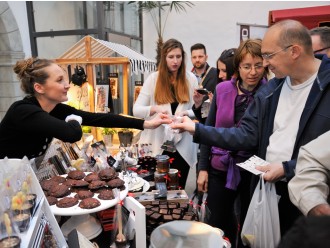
[
  {"xmin": 276, "ymin": 180, "xmax": 303, "ymax": 236},
  {"xmin": 207, "ymin": 169, "xmax": 252, "ymax": 247}
]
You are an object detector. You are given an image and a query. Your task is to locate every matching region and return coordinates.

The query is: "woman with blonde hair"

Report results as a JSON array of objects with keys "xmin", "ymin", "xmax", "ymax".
[
  {"xmin": 0, "ymin": 57, "xmax": 171, "ymax": 160},
  {"xmin": 133, "ymin": 38, "xmax": 198, "ymax": 188}
]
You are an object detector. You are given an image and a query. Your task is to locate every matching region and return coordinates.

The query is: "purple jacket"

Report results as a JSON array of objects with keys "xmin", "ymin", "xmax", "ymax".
[{"xmin": 200, "ymin": 77, "xmax": 267, "ymax": 189}]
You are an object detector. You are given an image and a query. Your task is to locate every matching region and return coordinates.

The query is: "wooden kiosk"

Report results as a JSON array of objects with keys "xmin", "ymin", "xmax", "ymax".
[
  {"xmin": 54, "ymin": 35, "xmax": 156, "ymax": 138},
  {"xmin": 55, "ymin": 35, "xmax": 156, "ymax": 115}
]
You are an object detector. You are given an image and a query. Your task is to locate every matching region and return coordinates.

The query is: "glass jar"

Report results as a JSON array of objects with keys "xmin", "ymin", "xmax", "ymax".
[
  {"xmin": 154, "ymin": 171, "xmax": 167, "ymax": 184},
  {"xmin": 155, "ymin": 155, "xmax": 170, "ymax": 173},
  {"xmin": 167, "ymin": 169, "xmax": 179, "ymax": 190}
]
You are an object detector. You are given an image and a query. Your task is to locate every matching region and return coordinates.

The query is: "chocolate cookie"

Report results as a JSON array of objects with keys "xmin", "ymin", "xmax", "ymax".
[
  {"xmin": 90, "ymin": 188, "xmax": 106, "ymax": 194},
  {"xmin": 49, "ymin": 175, "xmax": 66, "ymax": 183},
  {"xmin": 98, "ymin": 167, "xmax": 116, "ymax": 180},
  {"xmin": 65, "ymin": 179, "xmax": 89, "ymax": 187},
  {"xmin": 75, "ymin": 190, "xmax": 94, "ymax": 200},
  {"xmin": 40, "ymin": 179, "xmax": 58, "ymax": 192},
  {"xmin": 107, "ymin": 178, "xmax": 125, "ymax": 188},
  {"xmin": 79, "ymin": 198, "xmax": 101, "ymax": 209},
  {"xmin": 70, "ymin": 186, "xmax": 88, "ymax": 194},
  {"xmin": 88, "ymin": 180, "xmax": 106, "ymax": 190},
  {"xmin": 84, "ymin": 173, "xmax": 100, "ymax": 183},
  {"xmin": 49, "ymin": 184, "xmax": 70, "ymax": 198},
  {"xmin": 46, "ymin": 196, "xmax": 58, "ymax": 206},
  {"xmin": 63, "ymin": 179, "xmax": 75, "ymax": 186},
  {"xmin": 98, "ymin": 190, "xmax": 114, "ymax": 200},
  {"xmin": 56, "ymin": 197, "xmax": 79, "ymax": 208},
  {"xmin": 68, "ymin": 170, "xmax": 85, "ymax": 180}
]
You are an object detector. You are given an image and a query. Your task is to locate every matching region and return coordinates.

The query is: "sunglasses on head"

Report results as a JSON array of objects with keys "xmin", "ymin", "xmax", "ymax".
[{"xmin": 222, "ymin": 49, "xmax": 235, "ymax": 58}]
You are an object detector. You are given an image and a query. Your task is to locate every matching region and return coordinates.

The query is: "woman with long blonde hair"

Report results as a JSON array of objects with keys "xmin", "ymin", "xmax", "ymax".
[{"xmin": 133, "ymin": 38, "xmax": 198, "ymax": 188}]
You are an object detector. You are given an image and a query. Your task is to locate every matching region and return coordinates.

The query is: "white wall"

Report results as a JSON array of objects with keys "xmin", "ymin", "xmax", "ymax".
[
  {"xmin": 143, "ymin": 1, "xmax": 330, "ymax": 70},
  {"xmin": 7, "ymin": 1, "xmax": 31, "ymax": 57},
  {"xmin": 8, "ymin": 1, "xmax": 330, "ymax": 69}
]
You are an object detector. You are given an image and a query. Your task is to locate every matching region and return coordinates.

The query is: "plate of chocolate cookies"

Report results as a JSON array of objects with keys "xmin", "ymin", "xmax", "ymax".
[{"xmin": 40, "ymin": 168, "xmax": 128, "ymax": 216}]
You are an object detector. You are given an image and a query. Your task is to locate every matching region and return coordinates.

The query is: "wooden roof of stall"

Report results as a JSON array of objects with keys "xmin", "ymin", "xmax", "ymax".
[
  {"xmin": 55, "ymin": 35, "xmax": 156, "ymax": 74},
  {"xmin": 54, "ymin": 35, "xmax": 157, "ymax": 115}
]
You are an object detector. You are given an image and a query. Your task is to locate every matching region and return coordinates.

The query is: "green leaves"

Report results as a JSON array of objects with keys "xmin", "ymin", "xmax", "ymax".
[
  {"xmin": 81, "ymin": 126, "xmax": 92, "ymax": 133},
  {"xmin": 101, "ymin": 127, "xmax": 117, "ymax": 135}
]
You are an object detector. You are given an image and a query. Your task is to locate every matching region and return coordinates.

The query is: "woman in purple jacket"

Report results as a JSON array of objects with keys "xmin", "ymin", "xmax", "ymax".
[{"xmin": 196, "ymin": 39, "xmax": 268, "ymax": 247}]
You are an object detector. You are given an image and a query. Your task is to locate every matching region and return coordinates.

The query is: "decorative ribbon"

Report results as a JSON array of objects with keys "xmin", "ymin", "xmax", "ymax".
[
  {"xmin": 163, "ymin": 174, "xmax": 170, "ymax": 181},
  {"xmin": 127, "ymin": 192, "xmax": 135, "ymax": 197}
]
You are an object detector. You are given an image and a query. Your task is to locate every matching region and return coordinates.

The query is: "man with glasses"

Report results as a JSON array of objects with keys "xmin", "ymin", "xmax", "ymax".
[
  {"xmin": 310, "ymin": 26, "xmax": 330, "ymax": 55},
  {"xmin": 171, "ymin": 19, "xmax": 330, "ymax": 237},
  {"xmin": 310, "ymin": 26, "xmax": 330, "ymax": 72}
]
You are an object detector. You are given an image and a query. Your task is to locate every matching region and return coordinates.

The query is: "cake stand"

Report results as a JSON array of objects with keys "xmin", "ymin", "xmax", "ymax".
[
  {"xmin": 60, "ymin": 214, "xmax": 102, "ymax": 240},
  {"xmin": 50, "ymin": 183, "xmax": 128, "ymax": 240}
]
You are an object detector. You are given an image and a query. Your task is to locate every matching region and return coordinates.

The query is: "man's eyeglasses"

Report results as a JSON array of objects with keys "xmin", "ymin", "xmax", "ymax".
[
  {"xmin": 239, "ymin": 64, "xmax": 264, "ymax": 72},
  {"xmin": 313, "ymin": 46, "xmax": 330, "ymax": 54},
  {"xmin": 261, "ymin": 45, "xmax": 293, "ymax": 60}
]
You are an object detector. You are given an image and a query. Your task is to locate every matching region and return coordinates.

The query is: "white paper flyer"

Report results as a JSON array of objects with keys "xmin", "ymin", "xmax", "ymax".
[{"xmin": 237, "ymin": 155, "xmax": 270, "ymax": 175}]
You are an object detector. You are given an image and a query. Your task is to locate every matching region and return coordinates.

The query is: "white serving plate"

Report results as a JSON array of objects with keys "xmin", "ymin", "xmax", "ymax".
[{"xmin": 49, "ymin": 172, "xmax": 128, "ymax": 216}]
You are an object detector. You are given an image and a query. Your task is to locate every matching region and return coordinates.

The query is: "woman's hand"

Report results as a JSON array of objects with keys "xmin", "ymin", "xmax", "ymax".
[
  {"xmin": 170, "ymin": 116, "xmax": 196, "ymax": 135},
  {"xmin": 176, "ymin": 110, "xmax": 189, "ymax": 117},
  {"xmin": 143, "ymin": 113, "xmax": 172, "ymax": 129},
  {"xmin": 197, "ymin": 170, "xmax": 208, "ymax": 192},
  {"xmin": 193, "ymin": 89, "xmax": 204, "ymax": 108},
  {"xmin": 208, "ymin": 92, "xmax": 214, "ymax": 102}
]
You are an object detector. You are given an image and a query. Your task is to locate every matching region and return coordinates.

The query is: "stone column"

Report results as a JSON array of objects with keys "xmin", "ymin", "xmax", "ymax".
[{"xmin": 0, "ymin": 2, "xmax": 25, "ymax": 121}]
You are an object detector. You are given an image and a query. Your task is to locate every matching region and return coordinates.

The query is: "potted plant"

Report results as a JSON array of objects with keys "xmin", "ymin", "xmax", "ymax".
[
  {"xmin": 118, "ymin": 128, "xmax": 133, "ymax": 147},
  {"xmin": 81, "ymin": 126, "xmax": 92, "ymax": 142},
  {"xmin": 82, "ymin": 126, "xmax": 92, "ymax": 134},
  {"xmin": 101, "ymin": 127, "xmax": 117, "ymax": 147}
]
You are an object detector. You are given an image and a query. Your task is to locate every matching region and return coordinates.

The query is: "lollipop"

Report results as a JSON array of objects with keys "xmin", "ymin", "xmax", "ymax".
[
  {"xmin": 4, "ymin": 213, "xmax": 13, "ymax": 236},
  {"xmin": 11, "ymin": 191, "xmax": 26, "ymax": 211}
]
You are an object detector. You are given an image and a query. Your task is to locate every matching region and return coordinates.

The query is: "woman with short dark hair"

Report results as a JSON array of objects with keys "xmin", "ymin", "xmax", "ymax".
[{"xmin": 197, "ymin": 39, "xmax": 268, "ymax": 247}]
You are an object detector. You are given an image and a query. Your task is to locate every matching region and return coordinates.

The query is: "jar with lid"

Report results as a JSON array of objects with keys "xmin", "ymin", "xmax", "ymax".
[
  {"xmin": 154, "ymin": 171, "xmax": 167, "ymax": 184},
  {"xmin": 155, "ymin": 155, "xmax": 170, "ymax": 173},
  {"xmin": 167, "ymin": 169, "xmax": 179, "ymax": 190}
]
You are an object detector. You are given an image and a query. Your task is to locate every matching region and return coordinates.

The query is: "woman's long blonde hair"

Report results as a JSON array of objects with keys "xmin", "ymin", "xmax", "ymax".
[{"xmin": 154, "ymin": 39, "xmax": 190, "ymax": 104}]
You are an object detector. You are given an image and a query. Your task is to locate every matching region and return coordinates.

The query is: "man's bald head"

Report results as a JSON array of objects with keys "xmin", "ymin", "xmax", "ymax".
[{"xmin": 265, "ymin": 20, "xmax": 313, "ymax": 56}]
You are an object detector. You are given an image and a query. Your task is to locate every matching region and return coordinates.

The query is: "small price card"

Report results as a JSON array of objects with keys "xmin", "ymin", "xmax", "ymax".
[{"xmin": 237, "ymin": 155, "xmax": 270, "ymax": 175}]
